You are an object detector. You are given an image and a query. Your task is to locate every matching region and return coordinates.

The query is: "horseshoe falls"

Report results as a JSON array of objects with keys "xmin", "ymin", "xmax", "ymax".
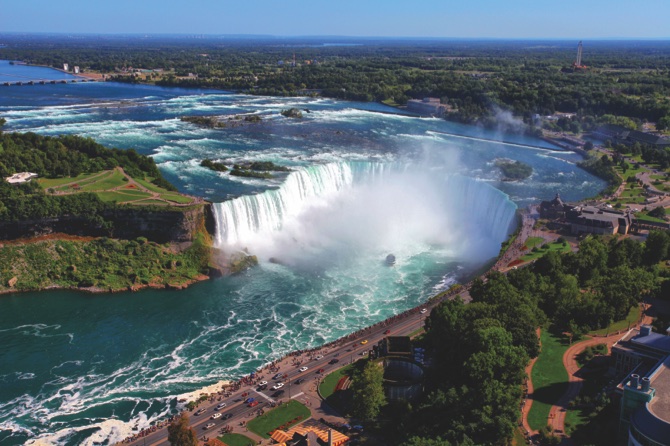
[{"xmin": 0, "ymin": 79, "xmax": 606, "ymax": 446}]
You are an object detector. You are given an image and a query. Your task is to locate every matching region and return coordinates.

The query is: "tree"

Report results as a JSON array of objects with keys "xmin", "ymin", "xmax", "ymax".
[
  {"xmin": 351, "ymin": 360, "xmax": 386, "ymax": 420},
  {"xmin": 643, "ymin": 230, "xmax": 670, "ymax": 266},
  {"xmin": 167, "ymin": 413, "xmax": 198, "ymax": 446},
  {"xmin": 657, "ymin": 115, "xmax": 670, "ymax": 131},
  {"xmin": 583, "ymin": 141, "xmax": 594, "ymax": 150},
  {"xmin": 648, "ymin": 206, "xmax": 667, "ymax": 219}
]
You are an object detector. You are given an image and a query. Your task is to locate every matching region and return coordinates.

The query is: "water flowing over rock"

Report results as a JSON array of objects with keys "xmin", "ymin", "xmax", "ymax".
[{"xmin": 212, "ymin": 161, "xmax": 517, "ymax": 256}]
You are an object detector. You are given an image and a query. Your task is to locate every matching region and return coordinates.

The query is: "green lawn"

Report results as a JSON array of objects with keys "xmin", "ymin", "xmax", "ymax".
[
  {"xmin": 217, "ymin": 433, "xmax": 255, "ymax": 446},
  {"xmin": 527, "ymin": 330, "xmax": 570, "ymax": 431},
  {"xmin": 133, "ymin": 176, "xmax": 168, "ymax": 193},
  {"xmin": 589, "ymin": 305, "xmax": 641, "ymax": 336},
  {"xmin": 132, "ymin": 199, "xmax": 170, "ymax": 206},
  {"xmin": 636, "ymin": 213, "xmax": 668, "ymax": 224},
  {"xmin": 81, "ymin": 169, "xmax": 127, "ymax": 191},
  {"xmin": 614, "ymin": 164, "xmax": 646, "ymax": 179},
  {"xmin": 319, "ymin": 364, "xmax": 355, "ymax": 399},
  {"xmin": 39, "ymin": 172, "xmax": 102, "ymax": 188},
  {"xmin": 524, "ymin": 237, "xmax": 544, "ymax": 249},
  {"xmin": 247, "ymin": 400, "xmax": 311, "ymax": 439},
  {"xmin": 521, "ymin": 241, "xmax": 571, "ymax": 262},
  {"xmin": 96, "ymin": 191, "xmax": 152, "ymax": 203},
  {"xmin": 160, "ymin": 193, "xmax": 194, "ymax": 204}
]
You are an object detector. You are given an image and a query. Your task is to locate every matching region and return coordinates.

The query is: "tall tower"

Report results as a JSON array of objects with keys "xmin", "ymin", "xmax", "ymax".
[{"xmin": 576, "ymin": 41, "xmax": 583, "ymax": 67}]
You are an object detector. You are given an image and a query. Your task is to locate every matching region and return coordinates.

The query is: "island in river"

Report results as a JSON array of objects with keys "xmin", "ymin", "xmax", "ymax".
[{"xmin": 0, "ymin": 129, "xmax": 258, "ymax": 294}]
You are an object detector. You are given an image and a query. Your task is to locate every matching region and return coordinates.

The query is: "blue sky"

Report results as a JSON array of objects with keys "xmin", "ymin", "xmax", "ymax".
[{"xmin": 2, "ymin": 0, "xmax": 669, "ymax": 38}]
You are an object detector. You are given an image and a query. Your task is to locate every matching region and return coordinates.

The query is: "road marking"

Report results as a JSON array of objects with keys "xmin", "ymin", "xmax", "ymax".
[
  {"xmin": 254, "ymin": 389, "xmax": 275, "ymax": 403},
  {"xmin": 290, "ymin": 392, "xmax": 304, "ymax": 399}
]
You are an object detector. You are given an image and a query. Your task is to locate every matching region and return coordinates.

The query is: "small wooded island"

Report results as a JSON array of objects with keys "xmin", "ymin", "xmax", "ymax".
[
  {"xmin": 201, "ymin": 158, "xmax": 290, "ymax": 179},
  {"xmin": 494, "ymin": 158, "xmax": 533, "ymax": 180}
]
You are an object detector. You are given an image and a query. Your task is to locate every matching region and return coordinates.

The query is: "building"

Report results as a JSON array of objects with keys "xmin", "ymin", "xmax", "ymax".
[
  {"xmin": 539, "ymin": 194, "xmax": 634, "ymax": 235},
  {"xmin": 63, "ymin": 63, "xmax": 69, "ymax": 72},
  {"xmin": 593, "ymin": 124, "xmax": 670, "ymax": 149},
  {"xmin": 5, "ymin": 172, "xmax": 38, "ymax": 184},
  {"xmin": 567, "ymin": 205, "xmax": 634, "ymax": 236},
  {"xmin": 73, "ymin": 66, "xmax": 80, "ymax": 74},
  {"xmin": 406, "ymin": 98, "xmax": 447, "ymax": 117},
  {"xmin": 613, "ymin": 325, "xmax": 670, "ymax": 445},
  {"xmin": 539, "ymin": 193, "xmax": 570, "ymax": 219}
]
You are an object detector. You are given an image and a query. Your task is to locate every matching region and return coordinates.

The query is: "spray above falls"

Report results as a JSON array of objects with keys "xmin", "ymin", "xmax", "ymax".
[{"xmin": 212, "ymin": 161, "xmax": 518, "ymax": 266}]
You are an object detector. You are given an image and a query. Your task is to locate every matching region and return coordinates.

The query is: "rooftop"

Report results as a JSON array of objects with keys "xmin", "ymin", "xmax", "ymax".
[
  {"xmin": 5, "ymin": 172, "xmax": 38, "ymax": 184},
  {"xmin": 631, "ymin": 332, "xmax": 670, "ymax": 354},
  {"xmin": 650, "ymin": 356, "xmax": 670, "ymax": 424}
]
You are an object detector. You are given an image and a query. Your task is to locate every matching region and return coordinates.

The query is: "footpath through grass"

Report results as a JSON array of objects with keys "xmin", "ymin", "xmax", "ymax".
[
  {"xmin": 247, "ymin": 400, "xmax": 310, "ymax": 439},
  {"xmin": 527, "ymin": 330, "xmax": 570, "ymax": 431},
  {"xmin": 217, "ymin": 433, "xmax": 255, "ymax": 446}
]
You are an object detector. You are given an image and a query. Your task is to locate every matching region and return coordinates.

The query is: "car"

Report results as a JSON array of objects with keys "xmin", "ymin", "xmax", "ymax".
[
  {"xmin": 317, "ymin": 368, "xmax": 325, "ymax": 373},
  {"xmin": 257, "ymin": 383, "xmax": 268, "ymax": 390},
  {"xmin": 259, "ymin": 380, "xmax": 268, "ymax": 386},
  {"xmin": 328, "ymin": 358, "xmax": 339, "ymax": 364},
  {"xmin": 272, "ymin": 373, "xmax": 283, "ymax": 380},
  {"xmin": 420, "ymin": 308, "xmax": 428, "ymax": 314},
  {"xmin": 271, "ymin": 382, "xmax": 284, "ymax": 390},
  {"xmin": 194, "ymin": 408, "xmax": 206, "ymax": 416},
  {"xmin": 223, "ymin": 413, "xmax": 233, "ymax": 420},
  {"xmin": 333, "ymin": 352, "xmax": 340, "ymax": 357},
  {"xmin": 215, "ymin": 403, "xmax": 226, "ymax": 410},
  {"xmin": 315, "ymin": 355, "xmax": 323, "ymax": 360},
  {"xmin": 360, "ymin": 340, "xmax": 368, "ymax": 345},
  {"xmin": 245, "ymin": 397, "xmax": 255, "ymax": 403},
  {"xmin": 294, "ymin": 378, "xmax": 305, "ymax": 384},
  {"xmin": 211, "ymin": 413, "xmax": 222, "ymax": 419},
  {"xmin": 384, "ymin": 329, "xmax": 391, "ymax": 334},
  {"xmin": 204, "ymin": 423, "xmax": 216, "ymax": 430},
  {"xmin": 299, "ymin": 366, "xmax": 309, "ymax": 372},
  {"xmin": 248, "ymin": 401, "xmax": 259, "ymax": 407},
  {"xmin": 272, "ymin": 389, "xmax": 285, "ymax": 397}
]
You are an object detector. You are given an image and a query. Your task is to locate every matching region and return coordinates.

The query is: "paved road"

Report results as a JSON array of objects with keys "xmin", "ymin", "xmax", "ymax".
[{"xmin": 126, "ymin": 307, "xmax": 431, "ymax": 445}]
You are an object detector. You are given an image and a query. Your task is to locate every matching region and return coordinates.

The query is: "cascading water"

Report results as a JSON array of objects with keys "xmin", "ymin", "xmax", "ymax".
[
  {"xmin": 212, "ymin": 163, "xmax": 354, "ymax": 247},
  {"xmin": 212, "ymin": 161, "xmax": 518, "ymax": 260}
]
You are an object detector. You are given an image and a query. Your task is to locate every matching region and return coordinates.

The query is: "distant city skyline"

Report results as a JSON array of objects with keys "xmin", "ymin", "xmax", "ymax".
[{"xmin": 2, "ymin": 0, "xmax": 669, "ymax": 39}]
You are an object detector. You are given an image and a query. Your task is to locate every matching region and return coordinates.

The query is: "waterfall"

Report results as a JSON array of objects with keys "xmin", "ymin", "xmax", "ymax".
[
  {"xmin": 212, "ymin": 161, "xmax": 518, "ymax": 251},
  {"xmin": 213, "ymin": 163, "xmax": 355, "ymax": 247}
]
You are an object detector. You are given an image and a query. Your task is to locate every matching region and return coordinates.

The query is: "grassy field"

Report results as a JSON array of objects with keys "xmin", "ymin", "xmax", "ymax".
[
  {"xmin": 319, "ymin": 364, "xmax": 355, "ymax": 399},
  {"xmin": 133, "ymin": 199, "xmax": 171, "ymax": 206},
  {"xmin": 247, "ymin": 400, "xmax": 311, "ymax": 439},
  {"xmin": 217, "ymin": 433, "xmax": 255, "ymax": 446},
  {"xmin": 161, "ymin": 193, "xmax": 194, "ymax": 204},
  {"xmin": 81, "ymin": 169, "xmax": 127, "ymax": 191},
  {"xmin": 521, "ymin": 241, "xmax": 571, "ymax": 262},
  {"xmin": 589, "ymin": 305, "xmax": 641, "ymax": 336},
  {"xmin": 133, "ymin": 176, "xmax": 166, "ymax": 193},
  {"xmin": 39, "ymin": 170, "xmax": 194, "ymax": 206},
  {"xmin": 96, "ymin": 190, "xmax": 153, "ymax": 203},
  {"xmin": 636, "ymin": 213, "xmax": 668, "ymax": 224},
  {"xmin": 524, "ymin": 237, "xmax": 545, "ymax": 249},
  {"xmin": 39, "ymin": 172, "xmax": 102, "ymax": 188},
  {"xmin": 527, "ymin": 330, "xmax": 570, "ymax": 431}
]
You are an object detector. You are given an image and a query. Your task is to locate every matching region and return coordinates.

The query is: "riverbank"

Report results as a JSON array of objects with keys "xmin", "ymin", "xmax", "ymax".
[{"xmin": 0, "ymin": 232, "xmax": 215, "ymax": 296}]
